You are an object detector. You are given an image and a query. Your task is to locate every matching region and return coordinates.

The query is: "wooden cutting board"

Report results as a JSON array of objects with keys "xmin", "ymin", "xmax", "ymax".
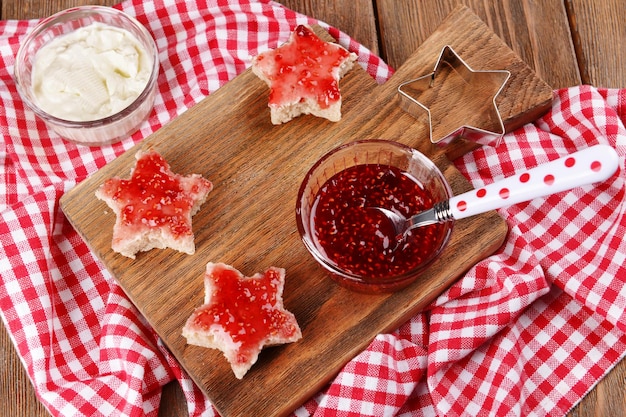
[{"xmin": 60, "ymin": 6, "xmax": 552, "ymax": 417}]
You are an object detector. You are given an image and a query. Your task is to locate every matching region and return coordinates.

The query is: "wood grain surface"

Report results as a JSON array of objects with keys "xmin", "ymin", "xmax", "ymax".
[
  {"xmin": 2, "ymin": 1, "xmax": 625, "ymax": 417},
  {"xmin": 59, "ymin": 11, "xmax": 550, "ymax": 415}
]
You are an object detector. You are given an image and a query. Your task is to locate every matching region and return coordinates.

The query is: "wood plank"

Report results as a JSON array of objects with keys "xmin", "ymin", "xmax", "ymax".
[
  {"xmin": 1, "ymin": 0, "xmax": 111, "ymax": 20},
  {"xmin": 384, "ymin": 5, "xmax": 553, "ymax": 160},
  {"xmin": 375, "ymin": 0, "xmax": 582, "ymax": 88},
  {"xmin": 279, "ymin": 0, "xmax": 379, "ymax": 57},
  {"xmin": 566, "ymin": 0, "xmax": 626, "ymax": 88},
  {"xmin": 0, "ymin": 328, "xmax": 50, "ymax": 417}
]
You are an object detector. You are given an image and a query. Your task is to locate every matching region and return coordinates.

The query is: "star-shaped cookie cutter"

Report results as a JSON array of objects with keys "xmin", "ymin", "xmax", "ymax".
[{"xmin": 398, "ymin": 45, "xmax": 511, "ymax": 147}]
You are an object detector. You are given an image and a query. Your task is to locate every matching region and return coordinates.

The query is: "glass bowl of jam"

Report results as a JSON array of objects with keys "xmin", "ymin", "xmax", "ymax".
[
  {"xmin": 296, "ymin": 139, "xmax": 454, "ymax": 293},
  {"xmin": 14, "ymin": 6, "xmax": 159, "ymax": 146}
]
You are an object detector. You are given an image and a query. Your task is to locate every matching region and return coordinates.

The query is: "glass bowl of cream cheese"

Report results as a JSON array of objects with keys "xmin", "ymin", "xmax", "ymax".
[{"xmin": 14, "ymin": 6, "xmax": 159, "ymax": 146}]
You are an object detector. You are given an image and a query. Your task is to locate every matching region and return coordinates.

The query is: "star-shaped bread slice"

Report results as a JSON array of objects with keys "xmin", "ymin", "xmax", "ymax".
[
  {"xmin": 95, "ymin": 150, "xmax": 213, "ymax": 259},
  {"xmin": 251, "ymin": 24, "xmax": 357, "ymax": 124},
  {"xmin": 182, "ymin": 262, "xmax": 302, "ymax": 379}
]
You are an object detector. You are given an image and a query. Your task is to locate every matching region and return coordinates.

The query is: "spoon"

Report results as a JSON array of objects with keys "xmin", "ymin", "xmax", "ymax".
[{"xmin": 376, "ymin": 144, "xmax": 619, "ymax": 239}]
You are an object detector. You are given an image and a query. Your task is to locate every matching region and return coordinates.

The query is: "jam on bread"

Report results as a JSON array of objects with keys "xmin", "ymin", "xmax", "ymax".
[
  {"xmin": 95, "ymin": 150, "xmax": 213, "ymax": 259},
  {"xmin": 182, "ymin": 262, "xmax": 302, "ymax": 379},
  {"xmin": 252, "ymin": 25, "xmax": 357, "ymax": 124}
]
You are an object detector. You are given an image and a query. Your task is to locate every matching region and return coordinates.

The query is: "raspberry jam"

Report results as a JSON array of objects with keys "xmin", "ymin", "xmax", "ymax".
[
  {"xmin": 192, "ymin": 266, "xmax": 299, "ymax": 365},
  {"xmin": 100, "ymin": 152, "xmax": 206, "ymax": 237},
  {"xmin": 256, "ymin": 25, "xmax": 351, "ymax": 109},
  {"xmin": 311, "ymin": 164, "xmax": 446, "ymax": 281}
]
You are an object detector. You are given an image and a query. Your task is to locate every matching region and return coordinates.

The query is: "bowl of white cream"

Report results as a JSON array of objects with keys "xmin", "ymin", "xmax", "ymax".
[{"xmin": 14, "ymin": 6, "xmax": 159, "ymax": 146}]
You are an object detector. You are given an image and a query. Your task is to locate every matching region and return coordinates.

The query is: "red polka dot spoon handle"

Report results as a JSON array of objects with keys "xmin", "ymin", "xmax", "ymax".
[
  {"xmin": 446, "ymin": 144, "xmax": 619, "ymax": 221},
  {"xmin": 379, "ymin": 145, "xmax": 619, "ymax": 238}
]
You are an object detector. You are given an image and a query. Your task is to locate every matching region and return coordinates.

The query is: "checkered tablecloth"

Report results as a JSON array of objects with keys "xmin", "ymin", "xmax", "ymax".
[{"xmin": 1, "ymin": 1, "xmax": 625, "ymax": 416}]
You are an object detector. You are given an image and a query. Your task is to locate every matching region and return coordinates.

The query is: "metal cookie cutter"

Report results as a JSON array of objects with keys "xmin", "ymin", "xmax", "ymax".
[{"xmin": 398, "ymin": 45, "xmax": 511, "ymax": 147}]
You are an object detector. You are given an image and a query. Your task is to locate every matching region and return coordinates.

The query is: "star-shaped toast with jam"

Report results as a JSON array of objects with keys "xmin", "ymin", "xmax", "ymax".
[
  {"xmin": 182, "ymin": 262, "xmax": 302, "ymax": 379},
  {"xmin": 95, "ymin": 150, "xmax": 213, "ymax": 259},
  {"xmin": 251, "ymin": 24, "xmax": 357, "ymax": 124}
]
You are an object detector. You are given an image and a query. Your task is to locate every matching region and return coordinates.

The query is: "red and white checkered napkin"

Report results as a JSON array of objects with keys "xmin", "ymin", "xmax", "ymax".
[
  {"xmin": 0, "ymin": 0, "xmax": 624, "ymax": 416},
  {"xmin": 304, "ymin": 87, "xmax": 626, "ymax": 417}
]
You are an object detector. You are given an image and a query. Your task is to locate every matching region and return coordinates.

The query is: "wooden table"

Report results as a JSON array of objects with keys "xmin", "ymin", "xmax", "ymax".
[{"xmin": 1, "ymin": 1, "xmax": 624, "ymax": 416}]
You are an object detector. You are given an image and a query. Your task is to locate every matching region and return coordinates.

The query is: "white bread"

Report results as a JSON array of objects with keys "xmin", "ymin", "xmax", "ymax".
[
  {"xmin": 182, "ymin": 262, "xmax": 302, "ymax": 379},
  {"xmin": 251, "ymin": 25, "xmax": 357, "ymax": 125},
  {"xmin": 95, "ymin": 150, "xmax": 213, "ymax": 259}
]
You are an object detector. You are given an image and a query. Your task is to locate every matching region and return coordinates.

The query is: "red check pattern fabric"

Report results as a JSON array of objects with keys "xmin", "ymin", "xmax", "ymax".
[
  {"xmin": 0, "ymin": 1, "xmax": 624, "ymax": 417},
  {"xmin": 302, "ymin": 87, "xmax": 626, "ymax": 417}
]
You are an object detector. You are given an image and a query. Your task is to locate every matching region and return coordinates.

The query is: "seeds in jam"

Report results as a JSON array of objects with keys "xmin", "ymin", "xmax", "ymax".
[
  {"xmin": 311, "ymin": 164, "xmax": 446, "ymax": 278},
  {"xmin": 193, "ymin": 266, "xmax": 298, "ymax": 361},
  {"xmin": 182, "ymin": 263, "xmax": 302, "ymax": 379},
  {"xmin": 250, "ymin": 25, "xmax": 355, "ymax": 109},
  {"xmin": 96, "ymin": 150, "xmax": 213, "ymax": 258}
]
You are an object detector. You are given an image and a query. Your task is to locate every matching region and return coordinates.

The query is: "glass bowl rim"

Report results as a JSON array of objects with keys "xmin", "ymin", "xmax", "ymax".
[
  {"xmin": 295, "ymin": 138, "xmax": 455, "ymax": 287},
  {"xmin": 13, "ymin": 5, "xmax": 159, "ymax": 128}
]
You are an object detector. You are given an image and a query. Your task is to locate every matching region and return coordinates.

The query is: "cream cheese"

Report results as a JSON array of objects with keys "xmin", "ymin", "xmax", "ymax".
[{"xmin": 31, "ymin": 22, "xmax": 153, "ymax": 122}]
